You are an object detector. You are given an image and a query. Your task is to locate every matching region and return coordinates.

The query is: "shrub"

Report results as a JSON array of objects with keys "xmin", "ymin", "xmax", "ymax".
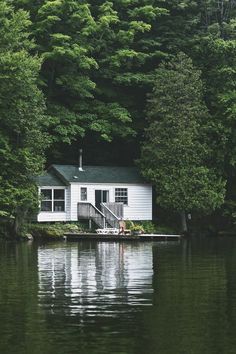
[
  {"xmin": 27, "ymin": 222, "xmax": 85, "ymax": 238},
  {"xmin": 140, "ymin": 221, "xmax": 157, "ymax": 233},
  {"xmin": 124, "ymin": 220, "xmax": 176, "ymax": 234}
]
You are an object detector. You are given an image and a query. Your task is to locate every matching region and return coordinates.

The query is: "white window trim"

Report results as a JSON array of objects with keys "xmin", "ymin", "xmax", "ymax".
[
  {"xmin": 115, "ymin": 188, "xmax": 128, "ymax": 205},
  {"xmin": 80, "ymin": 187, "xmax": 88, "ymax": 201},
  {"xmin": 40, "ymin": 187, "xmax": 66, "ymax": 213}
]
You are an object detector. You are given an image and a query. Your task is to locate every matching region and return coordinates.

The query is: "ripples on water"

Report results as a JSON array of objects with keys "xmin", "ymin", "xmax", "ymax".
[
  {"xmin": 0, "ymin": 238, "xmax": 236, "ymax": 354},
  {"xmin": 38, "ymin": 243, "xmax": 153, "ymax": 318}
]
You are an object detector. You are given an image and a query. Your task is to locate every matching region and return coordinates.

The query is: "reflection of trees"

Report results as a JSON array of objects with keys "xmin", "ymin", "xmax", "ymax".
[
  {"xmin": 142, "ymin": 239, "xmax": 236, "ymax": 354},
  {"xmin": 38, "ymin": 242, "xmax": 153, "ymax": 317},
  {"xmin": 1, "ymin": 239, "xmax": 236, "ymax": 354},
  {"xmin": 224, "ymin": 238, "xmax": 236, "ymax": 350},
  {"xmin": 0, "ymin": 241, "xmax": 51, "ymax": 354}
]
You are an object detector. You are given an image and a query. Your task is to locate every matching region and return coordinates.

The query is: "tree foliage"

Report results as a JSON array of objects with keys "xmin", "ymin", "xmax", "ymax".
[
  {"xmin": 0, "ymin": 1, "xmax": 47, "ymax": 233},
  {"xmin": 13, "ymin": 0, "xmax": 168, "ymax": 146},
  {"xmin": 2, "ymin": 0, "xmax": 236, "ymax": 232},
  {"xmin": 139, "ymin": 53, "xmax": 226, "ymax": 216}
]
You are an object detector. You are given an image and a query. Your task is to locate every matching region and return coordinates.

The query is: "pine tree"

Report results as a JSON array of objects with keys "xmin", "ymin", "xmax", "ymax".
[{"xmin": 139, "ymin": 53, "xmax": 225, "ymax": 232}]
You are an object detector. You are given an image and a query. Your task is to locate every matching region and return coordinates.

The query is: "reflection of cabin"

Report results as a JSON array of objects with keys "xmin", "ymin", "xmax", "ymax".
[
  {"xmin": 37, "ymin": 242, "xmax": 153, "ymax": 315},
  {"xmin": 37, "ymin": 164, "xmax": 152, "ymax": 228}
]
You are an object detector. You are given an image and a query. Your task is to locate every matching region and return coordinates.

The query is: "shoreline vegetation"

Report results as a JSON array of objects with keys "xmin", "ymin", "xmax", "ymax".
[
  {"xmin": 0, "ymin": 221, "xmax": 177, "ymax": 241},
  {"xmin": 1, "ymin": 217, "xmax": 236, "ymax": 240},
  {"xmin": 1, "ymin": 223, "xmax": 236, "ymax": 241},
  {"xmin": 1, "ymin": 1, "xmax": 236, "ymax": 236}
]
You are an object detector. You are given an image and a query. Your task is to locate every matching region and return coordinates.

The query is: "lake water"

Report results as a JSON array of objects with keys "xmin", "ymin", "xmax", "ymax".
[{"xmin": 0, "ymin": 237, "xmax": 236, "ymax": 354}]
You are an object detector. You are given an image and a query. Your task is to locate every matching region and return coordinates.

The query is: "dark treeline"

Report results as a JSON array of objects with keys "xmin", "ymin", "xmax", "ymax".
[{"xmin": 1, "ymin": 0, "xmax": 236, "ymax": 234}]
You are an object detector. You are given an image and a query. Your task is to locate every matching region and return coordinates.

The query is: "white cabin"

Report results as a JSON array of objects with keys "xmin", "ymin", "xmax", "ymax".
[{"xmin": 37, "ymin": 165, "xmax": 152, "ymax": 227}]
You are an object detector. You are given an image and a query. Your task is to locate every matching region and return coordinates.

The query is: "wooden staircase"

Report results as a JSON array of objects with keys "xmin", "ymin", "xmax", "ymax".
[{"xmin": 78, "ymin": 202, "xmax": 124, "ymax": 228}]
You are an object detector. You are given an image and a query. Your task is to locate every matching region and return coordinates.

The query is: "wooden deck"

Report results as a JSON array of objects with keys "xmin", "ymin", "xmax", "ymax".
[{"xmin": 64, "ymin": 233, "xmax": 182, "ymax": 242}]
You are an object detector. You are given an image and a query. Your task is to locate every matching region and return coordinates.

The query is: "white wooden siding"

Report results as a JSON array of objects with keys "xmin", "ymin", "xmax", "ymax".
[
  {"xmin": 38, "ymin": 183, "xmax": 152, "ymax": 222},
  {"xmin": 73, "ymin": 183, "xmax": 152, "ymax": 221},
  {"xmin": 37, "ymin": 186, "xmax": 70, "ymax": 222},
  {"xmin": 122, "ymin": 185, "xmax": 152, "ymax": 220},
  {"xmin": 70, "ymin": 184, "xmax": 79, "ymax": 221},
  {"xmin": 66, "ymin": 186, "xmax": 71, "ymax": 221}
]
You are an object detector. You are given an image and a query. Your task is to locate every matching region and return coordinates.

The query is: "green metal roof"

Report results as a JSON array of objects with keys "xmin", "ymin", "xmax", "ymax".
[
  {"xmin": 37, "ymin": 171, "xmax": 66, "ymax": 186},
  {"xmin": 49, "ymin": 164, "xmax": 146, "ymax": 184}
]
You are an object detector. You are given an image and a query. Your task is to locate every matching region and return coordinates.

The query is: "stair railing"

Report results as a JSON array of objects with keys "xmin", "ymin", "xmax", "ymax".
[
  {"xmin": 103, "ymin": 202, "xmax": 124, "ymax": 219},
  {"xmin": 78, "ymin": 203, "xmax": 105, "ymax": 228},
  {"xmin": 101, "ymin": 203, "xmax": 122, "ymax": 229}
]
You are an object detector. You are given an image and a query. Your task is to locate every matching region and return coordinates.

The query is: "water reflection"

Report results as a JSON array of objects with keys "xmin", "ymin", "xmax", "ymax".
[
  {"xmin": 2, "ymin": 238, "xmax": 236, "ymax": 354},
  {"xmin": 145, "ymin": 239, "xmax": 236, "ymax": 354},
  {"xmin": 38, "ymin": 242, "xmax": 153, "ymax": 316}
]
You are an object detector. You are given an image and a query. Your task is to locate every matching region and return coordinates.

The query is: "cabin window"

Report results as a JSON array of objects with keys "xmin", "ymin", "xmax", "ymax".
[
  {"xmin": 53, "ymin": 189, "xmax": 65, "ymax": 211},
  {"xmin": 41, "ymin": 189, "xmax": 52, "ymax": 211},
  {"xmin": 81, "ymin": 187, "xmax": 87, "ymax": 201},
  {"xmin": 115, "ymin": 188, "xmax": 128, "ymax": 205},
  {"xmin": 40, "ymin": 189, "xmax": 65, "ymax": 212}
]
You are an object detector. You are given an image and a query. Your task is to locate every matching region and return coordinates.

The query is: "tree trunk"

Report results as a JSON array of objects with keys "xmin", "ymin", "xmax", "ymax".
[
  {"xmin": 12, "ymin": 209, "xmax": 27, "ymax": 237},
  {"xmin": 180, "ymin": 210, "xmax": 188, "ymax": 233},
  {"xmin": 13, "ymin": 215, "xmax": 20, "ymax": 237}
]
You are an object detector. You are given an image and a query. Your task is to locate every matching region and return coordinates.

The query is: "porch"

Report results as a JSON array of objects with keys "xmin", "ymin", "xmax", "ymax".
[{"xmin": 77, "ymin": 202, "xmax": 124, "ymax": 228}]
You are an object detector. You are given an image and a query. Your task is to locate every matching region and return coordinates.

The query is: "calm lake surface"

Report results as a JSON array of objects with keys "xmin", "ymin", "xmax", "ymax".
[{"xmin": 0, "ymin": 237, "xmax": 236, "ymax": 354}]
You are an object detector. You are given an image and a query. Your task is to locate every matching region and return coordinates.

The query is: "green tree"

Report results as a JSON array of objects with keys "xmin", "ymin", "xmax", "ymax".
[
  {"xmin": 190, "ymin": 1, "xmax": 236, "ymax": 220},
  {"xmin": 13, "ymin": 0, "xmax": 168, "ymax": 150},
  {"xmin": 139, "ymin": 53, "xmax": 225, "ymax": 232},
  {"xmin": 0, "ymin": 1, "xmax": 47, "ymax": 235}
]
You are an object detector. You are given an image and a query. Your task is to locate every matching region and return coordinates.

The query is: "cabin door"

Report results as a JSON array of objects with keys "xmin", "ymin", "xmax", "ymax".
[{"xmin": 95, "ymin": 190, "xmax": 109, "ymax": 210}]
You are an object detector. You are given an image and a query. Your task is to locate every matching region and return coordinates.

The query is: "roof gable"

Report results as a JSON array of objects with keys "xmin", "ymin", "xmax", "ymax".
[{"xmin": 37, "ymin": 171, "xmax": 66, "ymax": 186}]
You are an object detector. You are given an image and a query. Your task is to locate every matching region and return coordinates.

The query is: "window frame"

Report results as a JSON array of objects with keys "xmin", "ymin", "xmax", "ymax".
[
  {"xmin": 115, "ymin": 188, "xmax": 128, "ymax": 205},
  {"xmin": 40, "ymin": 188, "xmax": 66, "ymax": 212},
  {"xmin": 80, "ymin": 187, "xmax": 87, "ymax": 201}
]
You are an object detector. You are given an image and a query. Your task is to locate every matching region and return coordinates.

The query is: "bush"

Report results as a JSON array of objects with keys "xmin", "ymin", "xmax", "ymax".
[
  {"xmin": 125, "ymin": 220, "xmax": 134, "ymax": 230},
  {"xmin": 124, "ymin": 220, "xmax": 176, "ymax": 234},
  {"xmin": 27, "ymin": 222, "xmax": 85, "ymax": 238},
  {"xmin": 140, "ymin": 221, "xmax": 157, "ymax": 233},
  {"xmin": 130, "ymin": 224, "xmax": 144, "ymax": 232}
]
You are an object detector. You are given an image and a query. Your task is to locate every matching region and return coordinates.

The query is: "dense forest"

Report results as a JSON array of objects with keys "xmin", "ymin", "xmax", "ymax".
[{"xmin": 1, "ymin": 0, "xmax": 236, "ymax": 234}]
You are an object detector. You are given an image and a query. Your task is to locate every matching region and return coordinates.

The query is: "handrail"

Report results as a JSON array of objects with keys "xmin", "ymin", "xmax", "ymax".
[
  {"xmin": 78, "ymin": 202, "xmax": 105, "ymax": 228},
  {"xmin": 91, "ymin": 204, "xmax": 105, "ymax": 218},
  {"xmin": 103, "ymin": 202, "xmax": 124, "ymax": 219},
  {"xmin": 78, "ymin": 202, "xmax": 123, "ymax": 229},
  {"xmin": 101, "ymin": 203, "xmax": 119, "ymax": 220},
  {"xmin": 101, "ymin": 203, "xmax": 120, "ymax": 229},
  {"xmin": 78, "ymin": 202, "xmax": 105, "ymax": 217}
]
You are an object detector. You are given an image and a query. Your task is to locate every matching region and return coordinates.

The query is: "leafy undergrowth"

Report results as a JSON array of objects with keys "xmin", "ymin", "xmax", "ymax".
[
  {"xmin": 27, "ymin": 222, "xmax": 86, "ymax": 239},
  {"xmin": 125, "ymin": 220, "xmax": 177, "ymax": 234}
]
